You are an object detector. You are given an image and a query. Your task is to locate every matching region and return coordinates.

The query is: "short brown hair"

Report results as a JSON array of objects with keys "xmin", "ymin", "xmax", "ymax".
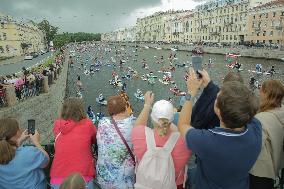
[
  {"xmin": 216, "ymin": 81, "xmax": 258, "ymax": 129},
  {"xmin": 61, "ymin": 98, "xmax": 87, "ymax": 121},
  {"xmin": 0, "ymin": 118, "xmax": 19, "ymax": 164},
  {"xmin": 59, "ymin": 173, "xmax": 86, "ymax": 189},
  {"xmin": 260, "ymin": 80, "xmax": 284, "ymax": 112},
  {"xmin": 107, "ymin": 95, "xmax": 127, "ymax": 116},
  {"xmin": 223, "ymin": 72, "xmax": 244, "ymax": 84}
]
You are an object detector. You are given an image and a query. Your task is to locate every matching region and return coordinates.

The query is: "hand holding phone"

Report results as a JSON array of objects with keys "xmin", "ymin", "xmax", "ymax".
[
  {"xmin": 28, "ymin": 119, "xmax": 35, "ymax": 135},
  {"xmin": 191, "ymin": 56, "xmax": 203, "ymax": 78}
]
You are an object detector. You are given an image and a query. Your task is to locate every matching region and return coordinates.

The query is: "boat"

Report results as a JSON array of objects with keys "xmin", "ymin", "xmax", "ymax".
[
  {"xmin": 169, "ymin": 88, "xmax": 186, "ymax": 96},
  {"xmin": 96, "ymin": 97, "xmax": 107, "ymax": 105},
  {"xmin": 159, "ymin": 79, "xmax": 170, "ymax": 85},
  {"xmin": 144, "ymin": 46, "xmax": 149, "ymax": 49},
  {"xmin": 156, "ymin": 47, "xmax": 162, "ymax": 50},
  {"xmin": 171, "ymin": 48, "xmax": 178, "ymax": 51},
  {"xmin": 111, "ymin": 57, "xmax": 116, "ymax": 63},
  {"xmin": 146, "ymin": 74, "xmax": 157, "ymax": 78},
  {"xmin": 281, "ymin": 58, "xmax": 284, "ymax": 62},
  {"xmin": 109, "ymin": 79, "xmax": 123, "ymax": 87},
  {"xmin": 148, "ymin": 77, "xmax": 155, "ymax": 85},
  {"xmin": 134, "ymin": 93, "xmax": 144, "ymax": 101},
  {"xmin": 248, "ymin": 70, "xmax": 271, "ymax": 75},
  {"xmin": 84, "ymin": 70, "xmax": 90, "ymax": 75},
  {"xmin": 76, "ymin": 91, "xmax": 83, "ymax": 99}
]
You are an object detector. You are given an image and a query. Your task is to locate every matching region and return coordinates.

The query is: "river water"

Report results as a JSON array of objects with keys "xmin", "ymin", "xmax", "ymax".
[{"xmin": 66, "ymin": 44, "xmax": 284, "ymax": 117}]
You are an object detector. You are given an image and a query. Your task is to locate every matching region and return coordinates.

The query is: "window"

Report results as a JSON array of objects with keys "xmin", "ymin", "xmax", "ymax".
[
  {"xmin": 263, "ymin": 40, "xmax": 265, "ymax": 43},
  {"xmin": 3, "ymin": 33, "xmax": 6, "ymax": 40},
  {"xmin": 253, "ymin": 15, "xmax": 256, "ymax": 19},
  {"xmin": 281, "ymin": 11, "xmax": 284, "ymax": 16},
  {"xmin": 0, "ymin": 22, "xmax": 4, "ymax": 29},
  {"xmin": 263, "ymin": 31, "xmax": 266, "ymax": 36},
  {"xmin": 257, "ymin": 32, "xmax": 260, "ymax": 36},
  {"xmin": 270, "ymin": 31, "xmax": 273, "ymax": 36},
  {"xmin": 266, "ymin": 13, "xmax": 268, "ymax": 18},
  {"xmin": 269, "ymin": 40, "xmax": 272, "ymax": 44},
  {"xmin": 230, "ymin": 35, "xmax": 232, "ymax": 40},
  {"xmin": 226, "ymin": 35, "xmax": 228, "ymax": 40},
  {"xmin": 0, "ymin": 46, "xmax": 3, "ymax": 53}
]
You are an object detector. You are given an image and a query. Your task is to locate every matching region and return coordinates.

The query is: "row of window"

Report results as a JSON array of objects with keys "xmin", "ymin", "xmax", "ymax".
[
  {"xmin": 255, "ymin": 30, "xmax": 282, "ymax": 36},
  {"xmin": 253, "ymin": 11, "xmax": 284, "ymax": 19}
]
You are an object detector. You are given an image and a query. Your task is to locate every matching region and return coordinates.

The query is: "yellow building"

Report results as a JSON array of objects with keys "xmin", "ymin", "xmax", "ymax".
[
  {"xmin": 193, "ymin": 0, "xmax": 249, "ymax": 45},
  {"xmin": 183, "ymin": 14, "xmax": 195, "ymax": 44},
  {"xmin": 245, "ymin": 0, "xmax": 284, "ymax": 47},
  {"xmin": 136, "ymin": 10, "xmax": 192, "ymax": 42},
  {"xmin": 0, "ymin": 12, "xmax": 46, "ymax": 58}
]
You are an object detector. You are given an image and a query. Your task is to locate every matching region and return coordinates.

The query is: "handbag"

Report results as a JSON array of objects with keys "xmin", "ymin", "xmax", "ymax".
[{"xmin": 111, "ymin": 117, "xmax": 136, "ymax": 166}]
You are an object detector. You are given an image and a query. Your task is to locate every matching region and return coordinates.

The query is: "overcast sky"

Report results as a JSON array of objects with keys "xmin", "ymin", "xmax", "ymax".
[{"xmin": 0, "ymin": 0, "xmax": 205, "ymax": 33}]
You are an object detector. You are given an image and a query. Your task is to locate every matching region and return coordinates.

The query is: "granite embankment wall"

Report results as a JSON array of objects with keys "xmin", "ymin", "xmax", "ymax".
[
  {"xmin": 121, "ymin": 42, "xmax": 284, "ymax": 60},
  {"xmin": 0, "ymin": 58, "xmax": 69, "ymax": 144}
]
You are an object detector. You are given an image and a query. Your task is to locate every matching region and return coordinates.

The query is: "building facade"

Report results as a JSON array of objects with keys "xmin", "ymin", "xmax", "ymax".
[
  {"xmin": 245, "ymin": 0, "xmax": 284, "ymax": 47},
  {"xmin": 0, "ymin": 12, "xmax": 46, "ymax": 58},
  {"xmin": 193, "ymin": 0, "xmax": 249, "ymax": 45}
]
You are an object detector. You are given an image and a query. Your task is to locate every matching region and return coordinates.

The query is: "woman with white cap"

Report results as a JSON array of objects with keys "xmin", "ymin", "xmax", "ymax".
[{"xmin": 131, "ymin": 91, "xmax": 191, "ymax": 189}]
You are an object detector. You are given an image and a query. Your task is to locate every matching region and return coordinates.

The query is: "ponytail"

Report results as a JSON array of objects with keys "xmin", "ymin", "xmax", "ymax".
[
  {"xmin": 0, "ymin": 118, "xmax": 19, "ymax": 164},
  {"xmin": 153, "ymin": 118, "xmax": 171, "ymax": 136}
]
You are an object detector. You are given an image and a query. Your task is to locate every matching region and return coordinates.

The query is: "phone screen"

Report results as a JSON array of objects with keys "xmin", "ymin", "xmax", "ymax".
[
  {"xmin": 191, "ymin": 56, "xmax": 203, "ymax": 78},
  {"xmin": 28, "ymin": 119, "xmax": 35, "ymax": 135}
]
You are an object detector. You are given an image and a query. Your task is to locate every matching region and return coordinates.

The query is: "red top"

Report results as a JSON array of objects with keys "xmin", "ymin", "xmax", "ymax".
[
  {"xmin": 50, "ymin": 118, "xmax": 96, "ymax": 184},
  {"xmin": 131, "ymin": 126, "xmax": 192, "ymax": 185}
]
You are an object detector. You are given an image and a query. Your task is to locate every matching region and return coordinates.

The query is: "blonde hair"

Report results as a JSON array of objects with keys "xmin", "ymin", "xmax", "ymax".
[
  {"xmin": 0, "ymin": 118, "xmax": 19, "ymax": 164},
  {"xmin": 152, "ymin": 118, "xmax": 171, "ymax": 136},
  {"xmin": 59, "ymin": 173, "xmax": 86, "ymax": 189}
]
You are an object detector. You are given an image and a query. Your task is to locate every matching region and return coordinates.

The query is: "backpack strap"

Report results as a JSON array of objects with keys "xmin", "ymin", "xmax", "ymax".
[
  {"xmin": 145, "ymin": 127, "xmax": 156, "ymax": 150},
  {"xmin": 163, "ymin": 132, "xmax": 180, "ymax": 153}
]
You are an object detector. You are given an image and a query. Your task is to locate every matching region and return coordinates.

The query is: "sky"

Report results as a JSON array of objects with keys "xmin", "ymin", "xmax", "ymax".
[{"xmin": 0, "ymin": 0, "xmax": 205, "ymax": 33}]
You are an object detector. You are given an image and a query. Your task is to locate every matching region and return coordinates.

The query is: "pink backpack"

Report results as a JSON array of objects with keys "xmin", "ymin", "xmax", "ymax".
[{"xmin": 134, "ymin": 127, "xmax": 180, "ymax": 189}]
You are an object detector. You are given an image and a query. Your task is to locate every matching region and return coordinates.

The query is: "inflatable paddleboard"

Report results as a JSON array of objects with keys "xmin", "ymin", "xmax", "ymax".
[
  {"xmin": 96, "ymin": 98, "xmax": 107, "ymax": 105},
  {"xmin": 134, "ymin": 93, "xmax": 144, "ymax": 101}
]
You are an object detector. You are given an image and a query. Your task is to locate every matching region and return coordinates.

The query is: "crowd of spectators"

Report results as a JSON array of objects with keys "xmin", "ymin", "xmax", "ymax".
[
  {"xmin": 0, "ymin": 53, "xmax": 65, "ymax": 107},
  {"xmin": 0, "ymin": 67, "xmax": 283, "ymax": 189}
]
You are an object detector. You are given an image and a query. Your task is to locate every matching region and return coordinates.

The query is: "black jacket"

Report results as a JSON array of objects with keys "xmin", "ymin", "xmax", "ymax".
[{"xmin": 191, "ymin": 81, "xmax": 220, "ymax": 129}]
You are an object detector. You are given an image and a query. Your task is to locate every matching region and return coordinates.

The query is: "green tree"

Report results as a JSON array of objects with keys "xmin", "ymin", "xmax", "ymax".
[
  {"xmin": 53, "ymin": 32, "xmax": 101, "ymax": 48},
  {"xmin": 38, "ymin": 20, "xmax": 59, "ymax": 44}
]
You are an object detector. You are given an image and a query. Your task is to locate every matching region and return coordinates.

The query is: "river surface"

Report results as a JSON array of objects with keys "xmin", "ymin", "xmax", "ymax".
[{"xmin": 66, "ymin": 44, "xmax": 284, "ymax": 117}]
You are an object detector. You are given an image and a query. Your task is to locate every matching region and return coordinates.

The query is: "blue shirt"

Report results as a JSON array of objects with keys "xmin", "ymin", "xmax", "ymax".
[
  {"xmin": 0, "ymin": 146, "xmax": 48, "ymax": 189},
  {"xmin": 185, "ymin": 118, "xmax": 262, "ymax": 189}
]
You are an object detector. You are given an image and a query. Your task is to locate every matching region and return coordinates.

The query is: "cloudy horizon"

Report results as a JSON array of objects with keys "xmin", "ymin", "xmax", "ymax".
[{"xmin": 0, "ymin": 0, "xmax": 206, "ymax": 33}]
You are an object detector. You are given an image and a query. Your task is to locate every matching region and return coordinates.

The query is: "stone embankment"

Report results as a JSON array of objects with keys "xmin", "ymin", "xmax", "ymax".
[
  {"xmin": 0, "ymin": 57, "xmax": 69, "ymax": 144},
  {"xmin": 118, "ymin": 42, "xmax": 284, "ymax": 60}
]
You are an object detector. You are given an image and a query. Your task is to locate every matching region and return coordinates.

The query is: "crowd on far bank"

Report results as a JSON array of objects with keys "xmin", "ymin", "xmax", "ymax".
[
  {"xmin": 0, "ymin": 53, "xmax": 65, "ymax": 107},
  {"xmin": 0, "ymin": 65, "xmax": 283, "ymax": 189}
]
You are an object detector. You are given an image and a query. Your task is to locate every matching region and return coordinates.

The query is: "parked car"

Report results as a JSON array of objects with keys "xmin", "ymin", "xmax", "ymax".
[
  {"xmin": 40, "ymin": 50, "xmax": 47, "ymax": 55},
  {"xmin": 24, "ymin": 54, "xmax": 33, "ymax": 60},
  {"xmin": 30, "ymin": 52, "xmax": 39, "ymax": 58}
]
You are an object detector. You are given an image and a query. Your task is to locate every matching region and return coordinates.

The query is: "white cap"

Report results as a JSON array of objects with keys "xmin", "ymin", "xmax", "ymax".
[{"xmin": 151, "ymin": 100, "xmax": 174, "ymax": 123}]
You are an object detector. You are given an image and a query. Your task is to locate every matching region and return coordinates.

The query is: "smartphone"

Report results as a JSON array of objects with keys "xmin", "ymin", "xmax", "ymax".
[
  {"xmin": 191, "ymin": 56, "xmax": 203, "ymax": 78},
  {"xmin": 28, "ymin": 119, "xmax": 35, "ymax": 135}
]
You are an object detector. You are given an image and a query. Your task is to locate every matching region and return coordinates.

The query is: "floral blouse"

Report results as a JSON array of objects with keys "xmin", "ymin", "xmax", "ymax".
[{"xmin": 96, "ymin": 116, "xmax": 136, "ymax": 189}]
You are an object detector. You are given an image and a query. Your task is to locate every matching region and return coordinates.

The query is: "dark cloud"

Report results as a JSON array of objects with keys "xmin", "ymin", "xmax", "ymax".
[{"xmin": 0, "ymin": 0, "xmax": 162, "ymax": 33}]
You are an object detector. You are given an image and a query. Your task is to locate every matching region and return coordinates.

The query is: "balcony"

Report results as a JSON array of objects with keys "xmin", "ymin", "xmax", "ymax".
[
  {"xmin": 254, "ymin": 27, "xmax": 261, "ymax": 31},
  {"xmin": 276, "ymin": 26, "xmax": 283, "ymax": 30},
  {"xmin": 210, "ymin": 31, "xmax": 220, "ymax": 35}
]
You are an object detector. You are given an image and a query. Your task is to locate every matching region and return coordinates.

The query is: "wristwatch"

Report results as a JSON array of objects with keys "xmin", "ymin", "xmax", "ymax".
[{"xmin": 185, "ymin": 93, "xmax": 196, "ymax": 102}]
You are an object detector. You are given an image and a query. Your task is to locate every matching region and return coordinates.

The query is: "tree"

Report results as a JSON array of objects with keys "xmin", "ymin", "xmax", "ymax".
[
  {"xmin": 53, "ymin": 32, "xmax": 101, "ymax": 48},
  {"xmin": 38, "ymin": 20, "xmax": 58, "ymax": 44}
]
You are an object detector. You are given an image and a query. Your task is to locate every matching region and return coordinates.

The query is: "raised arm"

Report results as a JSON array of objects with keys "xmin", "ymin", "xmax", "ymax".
[
  {"xmin": 134, "ymin": 91, "xmax": 154, "ymax": 127},
  {"xmin": 178, "ymin": 68, "xmax": 202, "ymax": 137}
]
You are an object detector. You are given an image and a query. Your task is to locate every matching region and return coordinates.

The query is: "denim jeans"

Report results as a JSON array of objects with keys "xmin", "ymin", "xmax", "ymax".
[{"xmin": 51, "ymin": 179, "xmax": 94, "ymax": 189}]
